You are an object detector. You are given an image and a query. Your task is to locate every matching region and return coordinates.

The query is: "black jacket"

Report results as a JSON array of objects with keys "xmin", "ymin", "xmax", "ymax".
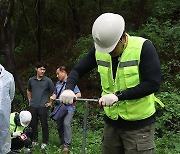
[{"xmin": 65, "ymin": 40, "xmax": 161, "ymax": 130}]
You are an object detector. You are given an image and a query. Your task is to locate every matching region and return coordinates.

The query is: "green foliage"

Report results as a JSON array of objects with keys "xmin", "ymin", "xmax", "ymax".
[
  {"xmin": 155, "ymin": 131, "xmax": 180, "ymax": 154},
  {"xmin": 161, "ymin": 61, "xmax": 180, "ymax": 89},
  {"xmin": 153, "ymin": 0, "xmax": 180, "ymax": 22},
  {"xmin": 69, "ymin": 35, "xmax": 100, "ymax": 90},
  {"xmin": 75, "ymin": 102, "xmax": 104, "ymax": 130},
  {"xmin": 132, "ymin": 2, "xmax": 180, "ymax": 89},
  {"xmin": 12, "ymin": 93, "xmax": 27, "ymax": 112},
  {"xmin": 136, "ymin": 18, "xmax": 180, "ymax": 58},
  {"xmin": 15, "ymin": 42, "xmax": 24, "ymax": 54},
  {"xmin": 71, "ymin": 124, "xmax": 102, "ymax": 154},
  {"xmin": 73, "ymin": 35, "xmax": 93, "ymax": 63},
  {"xmin": 131, "ymin": 0, "xmax": 180, "ymax": 83},
  {"xmin": 155, "ymin": 92, "xmax": 180, "ymax": 135}
]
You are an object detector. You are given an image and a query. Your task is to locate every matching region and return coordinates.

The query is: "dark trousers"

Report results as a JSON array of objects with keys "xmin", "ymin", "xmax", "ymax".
[
  {"xmin": 102, "ymin": 123, "xmax": 155, "ymax": 154},
  {"xmin": 11, "ymin": 137, "xmax": 31, "ymax": 150},
  {"xmin": 29, "ymin": 107, "xmax": 49, "ymax": 144}
]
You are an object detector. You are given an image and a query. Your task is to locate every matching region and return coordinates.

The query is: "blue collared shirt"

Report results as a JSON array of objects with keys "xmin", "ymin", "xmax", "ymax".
[{"xmin": 53, "ymin": 80, "xmax": 80, "ymax": 112}]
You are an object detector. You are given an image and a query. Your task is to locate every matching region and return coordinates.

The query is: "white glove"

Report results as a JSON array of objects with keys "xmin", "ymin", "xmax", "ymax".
[
  {"xmin": 99, "ymin": 94, "xmax": 118, "ymax": 106},
  {"xmin": 20, "ymin": 133, "xmax": 27, "ymax": 141},
  {"xmin": 13, "ymin": 131, "xmax": 21, "ymax": 137},
  {"xmin": 60, "ymin": 89, "xmax": 76, "ymax": 104}
]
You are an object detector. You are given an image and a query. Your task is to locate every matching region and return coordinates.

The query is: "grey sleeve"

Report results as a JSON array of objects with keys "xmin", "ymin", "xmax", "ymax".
[
  {"xmin": 49, "ymin": 79, "xmax": 55, "ymax": 93},
  {"xmin": 27, "ymin": 79, "xmax": 31, "ymax": 91}
]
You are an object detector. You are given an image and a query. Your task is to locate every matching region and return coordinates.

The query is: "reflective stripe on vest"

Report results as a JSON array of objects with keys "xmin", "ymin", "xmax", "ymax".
[
  {"xmin": 95, "ymin": 35, "xmax": 163, "ymax": 121},
  {"xmin": 97, "ymin": 60, "xmax": 110, "ymax": 67},
  {"xmin": 119, "ymin": 60, "xmax": 138, "ymax": 67}
]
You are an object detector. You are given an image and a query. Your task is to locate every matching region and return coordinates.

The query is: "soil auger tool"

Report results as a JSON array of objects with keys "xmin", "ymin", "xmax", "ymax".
[{"xmin": 74, "ymin": 98, "xmax": 99, "ymax": 154}]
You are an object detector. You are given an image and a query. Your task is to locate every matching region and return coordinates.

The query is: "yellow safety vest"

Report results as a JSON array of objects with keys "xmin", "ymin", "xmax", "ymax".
[
  {"xmin": 95, "ymin": 35, "xmax": 164, "ymax": 121},
  {"xmin": 10, "ymin": 112, "xmax": 24, "ymax": 138}
]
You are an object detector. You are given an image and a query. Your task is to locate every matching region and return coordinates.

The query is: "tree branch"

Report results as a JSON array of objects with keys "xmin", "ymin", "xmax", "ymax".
[
  {"xmin": 21, "ymin": 0, "xmax": 38, "ymax": 46},
  {"xmin": 3, "ymin": 0, "xmax": 14, "ymax": 27}
]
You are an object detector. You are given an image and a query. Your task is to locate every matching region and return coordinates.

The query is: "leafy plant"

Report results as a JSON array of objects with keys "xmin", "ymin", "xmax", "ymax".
[
  {"xmin": 12, "ymin": 93, "xmax": 27, "ymax": 112},
  {"xmin": 155, "ymin": 92, "xmax": 180, "ymax": 136},
  {"xmin": 155, "ymin": 131, "xmax": 180, "ymax": 154},
  {"xmin": 73, "ymin": 34, "xmax": 94, "ymax": 63}
]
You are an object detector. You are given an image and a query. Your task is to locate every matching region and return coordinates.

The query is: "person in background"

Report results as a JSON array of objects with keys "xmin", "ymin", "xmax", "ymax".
[
  {"xmin": 27, "ymin": 62, "xmax": 54, "ymax": 149},
  {"xmin": 10, "ymin": 111, "xmax": 32, "ymax": 153},
  {"xmin": 0, "ymin": 64, "xmax": 15, "ymax": 154},
  {"xmin": 46, "ymin": 66, "xmax": 81, "ymax": 153},
  {"xmin": 60, "ymin": 13, "xmax": 163, "ymax": 154}
]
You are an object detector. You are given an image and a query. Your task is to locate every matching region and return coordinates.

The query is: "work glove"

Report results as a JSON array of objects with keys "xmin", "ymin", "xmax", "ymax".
[
  {"xmin": 13, "ymin": 131, "xmax": 21, "ymax": 137},
  {"xmin": 99, "ymin": 94, "xmax": 118, "ymax": 106},
  {"xmin": 20, "ymin": 133, "xmax": 27, "ymax": 141},
  {"xmin": 60, "ymin": 89, "xmax": 76, "ymax": 104}
]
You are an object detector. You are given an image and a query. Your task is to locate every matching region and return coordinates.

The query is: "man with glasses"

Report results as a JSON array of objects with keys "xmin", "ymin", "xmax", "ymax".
[
  {"xmin": 47, "ymin": 66, "xmax": 81, "ymax": 153},
  {"xmin": 60, "ymin": 13, "xmax": 163, "ymax": 154}
]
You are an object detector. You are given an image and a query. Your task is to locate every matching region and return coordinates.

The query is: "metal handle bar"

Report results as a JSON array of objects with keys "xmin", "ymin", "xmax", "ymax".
[
  {"xmin": 55, "ymin": 98, "xmax": 99, "ymax": 102},
  {"xmin": 74, "ymin": 98, "xmax": 99, "ymax": 102}
]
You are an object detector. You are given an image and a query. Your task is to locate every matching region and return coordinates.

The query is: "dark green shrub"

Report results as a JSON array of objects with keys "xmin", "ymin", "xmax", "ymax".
[
  {"xmin": 12, "ymin": 93, "xmax": 27, "ymax": 112},
  {"xmin": 155, "ymin": 92, "xmax": 180, "ymax": 136}
]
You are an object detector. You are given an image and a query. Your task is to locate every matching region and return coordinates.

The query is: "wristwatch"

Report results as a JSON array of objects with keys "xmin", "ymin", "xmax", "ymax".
[{"xmin": 115, "ymin": 91, "xmax": 123, "ymax": 100}]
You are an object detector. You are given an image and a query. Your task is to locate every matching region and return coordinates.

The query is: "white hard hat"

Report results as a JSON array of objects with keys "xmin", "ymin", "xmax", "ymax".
[
  {"xmin": 92, "ymin": 13, "xmax": 125, "ymax": 53},
  {"xmin": 19, "ymin": 111, "xmax": 32, "ymax": 127}
]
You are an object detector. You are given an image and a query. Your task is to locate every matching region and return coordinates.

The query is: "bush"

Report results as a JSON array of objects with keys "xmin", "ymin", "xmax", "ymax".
[
  {"xmin": 155, "ymin": 92, "xmax": 180, "ymax": 135},
  {"xmin": 155, "ymin": 131, "xmax": 180, "ymax": 154},
  {"xmin": 12, "ymin": 93, "xmax": 27, "ymax": 112}
]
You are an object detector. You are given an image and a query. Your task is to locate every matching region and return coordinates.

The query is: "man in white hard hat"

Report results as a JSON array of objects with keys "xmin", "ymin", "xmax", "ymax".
[
  {"xmin": 60, "ymin": 13, "xmax": 164, "ymax": 154},
  {"xmin": 0, "ymin": 64, "xmax": 15, "ymax": 154},
  {"xmin": 9, "ymin": 111, "xmax": 32, "ymax": 153}
]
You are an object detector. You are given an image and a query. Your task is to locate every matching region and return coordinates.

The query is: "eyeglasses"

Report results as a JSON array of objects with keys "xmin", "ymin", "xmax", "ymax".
[{"xmin": 119, "ymin": 37, "xmax": 124, "ymax": 44}]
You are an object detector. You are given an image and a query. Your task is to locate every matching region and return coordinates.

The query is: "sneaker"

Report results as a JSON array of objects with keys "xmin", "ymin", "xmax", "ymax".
[
  {"xmin": 25, "ymin": 148, "xmax": 32, "ymax": 154},
  {"xmin": 62, "ymin": 147, "xmax": 69, "ymax": 153},
  {"xmin": 32, "ymin": 142, "xmax": 38, "ymax": 146},
  {"xmin": 41, "ymin": 143, "xmax": 47, "ymax": 149}
]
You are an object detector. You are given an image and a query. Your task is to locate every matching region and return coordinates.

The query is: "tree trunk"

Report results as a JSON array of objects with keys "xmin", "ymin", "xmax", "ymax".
[
  {"xmin": 68, "ymin": 0, "xmax": 81, "ymax": 35},
  {"xmin": 35, "ymin": 0, "xmax": 41, "ymax": 61},
  {"xmin": 0, "ymin": 0, "xmax": 26, "ymax": 100},
  {"xmin": 98, "ymin": 0, "xmax": 104, "ymax": 14},
  {"xmin": 135, "ymin": 0, "xmax": 146, "ymax": 29}
]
